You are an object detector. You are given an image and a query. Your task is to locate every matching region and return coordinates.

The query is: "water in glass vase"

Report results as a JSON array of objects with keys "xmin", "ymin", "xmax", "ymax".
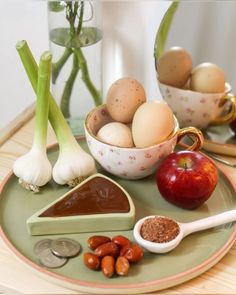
[{"xmin": 48, "ymin": 1, "xmax": 103, "ymax": 135}]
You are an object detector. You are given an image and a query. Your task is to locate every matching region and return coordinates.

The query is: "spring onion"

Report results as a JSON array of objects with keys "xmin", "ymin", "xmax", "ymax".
[
  {"xmin": 13, "ymin": 51, "xmax": 52, "ymax": 192},
  {"xmin": 16, "ymin": 40, "xmax": 96, "ymax": 187}
]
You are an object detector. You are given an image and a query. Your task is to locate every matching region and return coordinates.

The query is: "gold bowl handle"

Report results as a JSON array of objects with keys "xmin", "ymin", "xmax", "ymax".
[
  {"xmin": 211, "ymin": 93, "xmax": 236, "ymax": 126},
  {"xmin": 176, "ymin": 127, "xmax": 204, "ymax": 151}
]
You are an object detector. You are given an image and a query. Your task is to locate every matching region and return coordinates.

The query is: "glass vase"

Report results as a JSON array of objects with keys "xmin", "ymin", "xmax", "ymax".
[{"xmin": 48, "ymin": 1, "xmax": 103, "ymax": 134}]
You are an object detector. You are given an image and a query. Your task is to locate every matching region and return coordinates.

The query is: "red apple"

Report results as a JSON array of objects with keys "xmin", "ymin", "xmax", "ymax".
[
  {"xmin": 230, "ymin": 119, "xmax": 236, "ymax": 134},
  {"xmin": 156, "ymin": 151, "xmax": 218, "ymax": 209}
]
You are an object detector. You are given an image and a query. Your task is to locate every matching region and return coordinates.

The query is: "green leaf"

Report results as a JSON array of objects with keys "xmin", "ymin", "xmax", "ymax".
[{"xmin": 154, "ymin": 1, "xmax": 179, "ymax": 62}]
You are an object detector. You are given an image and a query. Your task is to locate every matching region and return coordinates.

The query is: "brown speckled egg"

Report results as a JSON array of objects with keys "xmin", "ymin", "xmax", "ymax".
[
  {"xmin": 157, "ymin": 47, "xmax": 192, "ymax": 88},
  {"xmin": 106, "ymin": 77, "xmax": 146, "ymax": 123}
]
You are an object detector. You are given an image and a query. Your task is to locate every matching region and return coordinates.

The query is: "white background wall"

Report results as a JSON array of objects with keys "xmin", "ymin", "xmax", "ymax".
[
  {"xmin": 0, "ymin": 0, "xmax": 170, "ymax": 130},
  {"xmin": 0, "ymin": 0, "xmax": 48, "ymax": 130},
  {"xmin": 165, "ymin": 1, "xmax": 236, "ymax": 93}
]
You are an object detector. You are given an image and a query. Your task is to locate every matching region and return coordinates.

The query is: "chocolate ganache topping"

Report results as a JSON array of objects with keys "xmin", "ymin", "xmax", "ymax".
[{"xmin": 40, "ymin": 177, "xmax": 130, "ymax": 217}]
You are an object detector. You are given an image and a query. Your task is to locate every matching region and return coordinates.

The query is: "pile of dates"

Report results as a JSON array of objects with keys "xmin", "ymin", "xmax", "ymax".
[{"xmin": 83, "ymin": 235, "xmax": 143, "ymax": 278}]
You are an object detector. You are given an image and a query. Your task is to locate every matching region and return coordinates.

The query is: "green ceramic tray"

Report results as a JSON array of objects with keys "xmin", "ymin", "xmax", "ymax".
[
  {"xmin": 203, "ymin": 124, "xmax": 236, "ymax": 156},
  {"xmin": 0, "ymin": 139, "xmax": 236, "ymax": 294}
]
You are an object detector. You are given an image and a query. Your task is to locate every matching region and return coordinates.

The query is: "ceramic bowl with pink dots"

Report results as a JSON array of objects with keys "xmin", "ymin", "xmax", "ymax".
[
  {"xmin": 158, "ymin": 81, "xmax": 236, "ymax": 130},
  {"xmin": 84, "ymin": 104, "xmax": 203, "ymax": 180}
]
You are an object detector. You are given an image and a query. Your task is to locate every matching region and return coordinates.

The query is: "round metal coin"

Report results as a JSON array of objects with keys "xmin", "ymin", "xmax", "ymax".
[
  {"xmin": 51, "ymin": 238, "xmax": 81, "ymax": 258},
  {"xmin": 38, "ymin": 248, "xmax": 67, "ymax": 268},
  {"xmin": 33, "ymin": 239, "xmax": 53, "ymax": 257}
]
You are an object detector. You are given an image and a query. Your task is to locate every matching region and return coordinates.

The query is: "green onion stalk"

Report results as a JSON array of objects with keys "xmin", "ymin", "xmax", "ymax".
[
  {"xmin": 16, "ymin": 40, "xmax": 96, "ymax": 187},
  {"xmin": 13, "ymin": 51, "xmax": 52, "ymax": 192},
  {"xmin": 50, "ymin": 0, "xmax": 102, "ymax": 118}
]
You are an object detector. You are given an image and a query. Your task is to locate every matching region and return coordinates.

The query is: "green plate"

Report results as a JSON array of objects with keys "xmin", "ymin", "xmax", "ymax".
[
  {"xmin": 203, "ymin": 124, "xmax": 236, "ymax": 156},
  {"xmin": 0, "ymin": 139, "xmax": 236, "ymax": 294}
]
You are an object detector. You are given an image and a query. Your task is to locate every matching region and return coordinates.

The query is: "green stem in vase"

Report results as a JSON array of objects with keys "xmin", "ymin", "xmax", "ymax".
[
  {"xmin": 60, "ymin": 52, "xmax": 79, "ymax": 118},
  {"xmin": 52, "ymin": 47, "xmax": 73, "ymax": 84},
  {"xmin": 58, "ymin": 1, "xmax": 80, "ymax": 117},
  {"xmin": 66, "ymin": 2, "xmax": 77, "ymax": 36},
  {"xmin": 75, "ymin": 1, "xmax": 101, "ymax": 106},
  {"xmin": 76, "ymin": 1, "xmax": 84, "ymax": 35},
  {"xmin": 55, "ymin": 1, "xmax": 102, "ymax": 115},
  {"xmin": 76, "ymin": 47, "xmax": 102, "ymax": 106},
  {"xmin": 74, "ymin": 1, "xmax": 102, "ymax": 106}
]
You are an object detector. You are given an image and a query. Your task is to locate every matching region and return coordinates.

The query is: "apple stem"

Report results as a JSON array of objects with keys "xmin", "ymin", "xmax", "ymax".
[
  {"xmin": 178, "ymin": 158, "xmax": 192, "ymax": 169},
  {"xmin": 184, "ymin": 162, "xmax": 190, "ymax": 169}
]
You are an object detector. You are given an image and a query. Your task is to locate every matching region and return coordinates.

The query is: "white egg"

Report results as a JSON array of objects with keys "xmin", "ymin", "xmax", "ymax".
[
  {"xmin": 190, "ymin": 62, "xmax": 225, "ymax": 93},
  {"xmin": 97, "ymin": 122, "xmax": 134, "ymax": 148},
  {"xmin": 132, "ymin": 101, "xmax": 175, "ymax": 148}
]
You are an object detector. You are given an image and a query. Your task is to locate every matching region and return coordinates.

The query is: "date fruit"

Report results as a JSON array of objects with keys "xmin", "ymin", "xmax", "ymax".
[
  {"xmin": 112, "ymin": 235, "xmax": 131, "ymax": 248},
  {"xmin": 115, "ymin": 256, "xmax": 130, "ymax": 276},
  {"xmin": 84, "ymin": 234, "xmax": 143, "ymax": 278},
  {"xmin": 87, "ymin": 235, "xmax": 111, "ymax": 250},
  {"xmin": 101, "ymin": 256, "xmax": 115, "ymax": 278},
  {"xmin": 83, "ymin": 252, "xmax": 101, "ymax": 270},
  {"xmin": 121, "ymin": 244, "xmax": 143, "ymax": 263},
  {"xmin": 94, "ymin": 242, "xmax": 119, "ymax": 258}
]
